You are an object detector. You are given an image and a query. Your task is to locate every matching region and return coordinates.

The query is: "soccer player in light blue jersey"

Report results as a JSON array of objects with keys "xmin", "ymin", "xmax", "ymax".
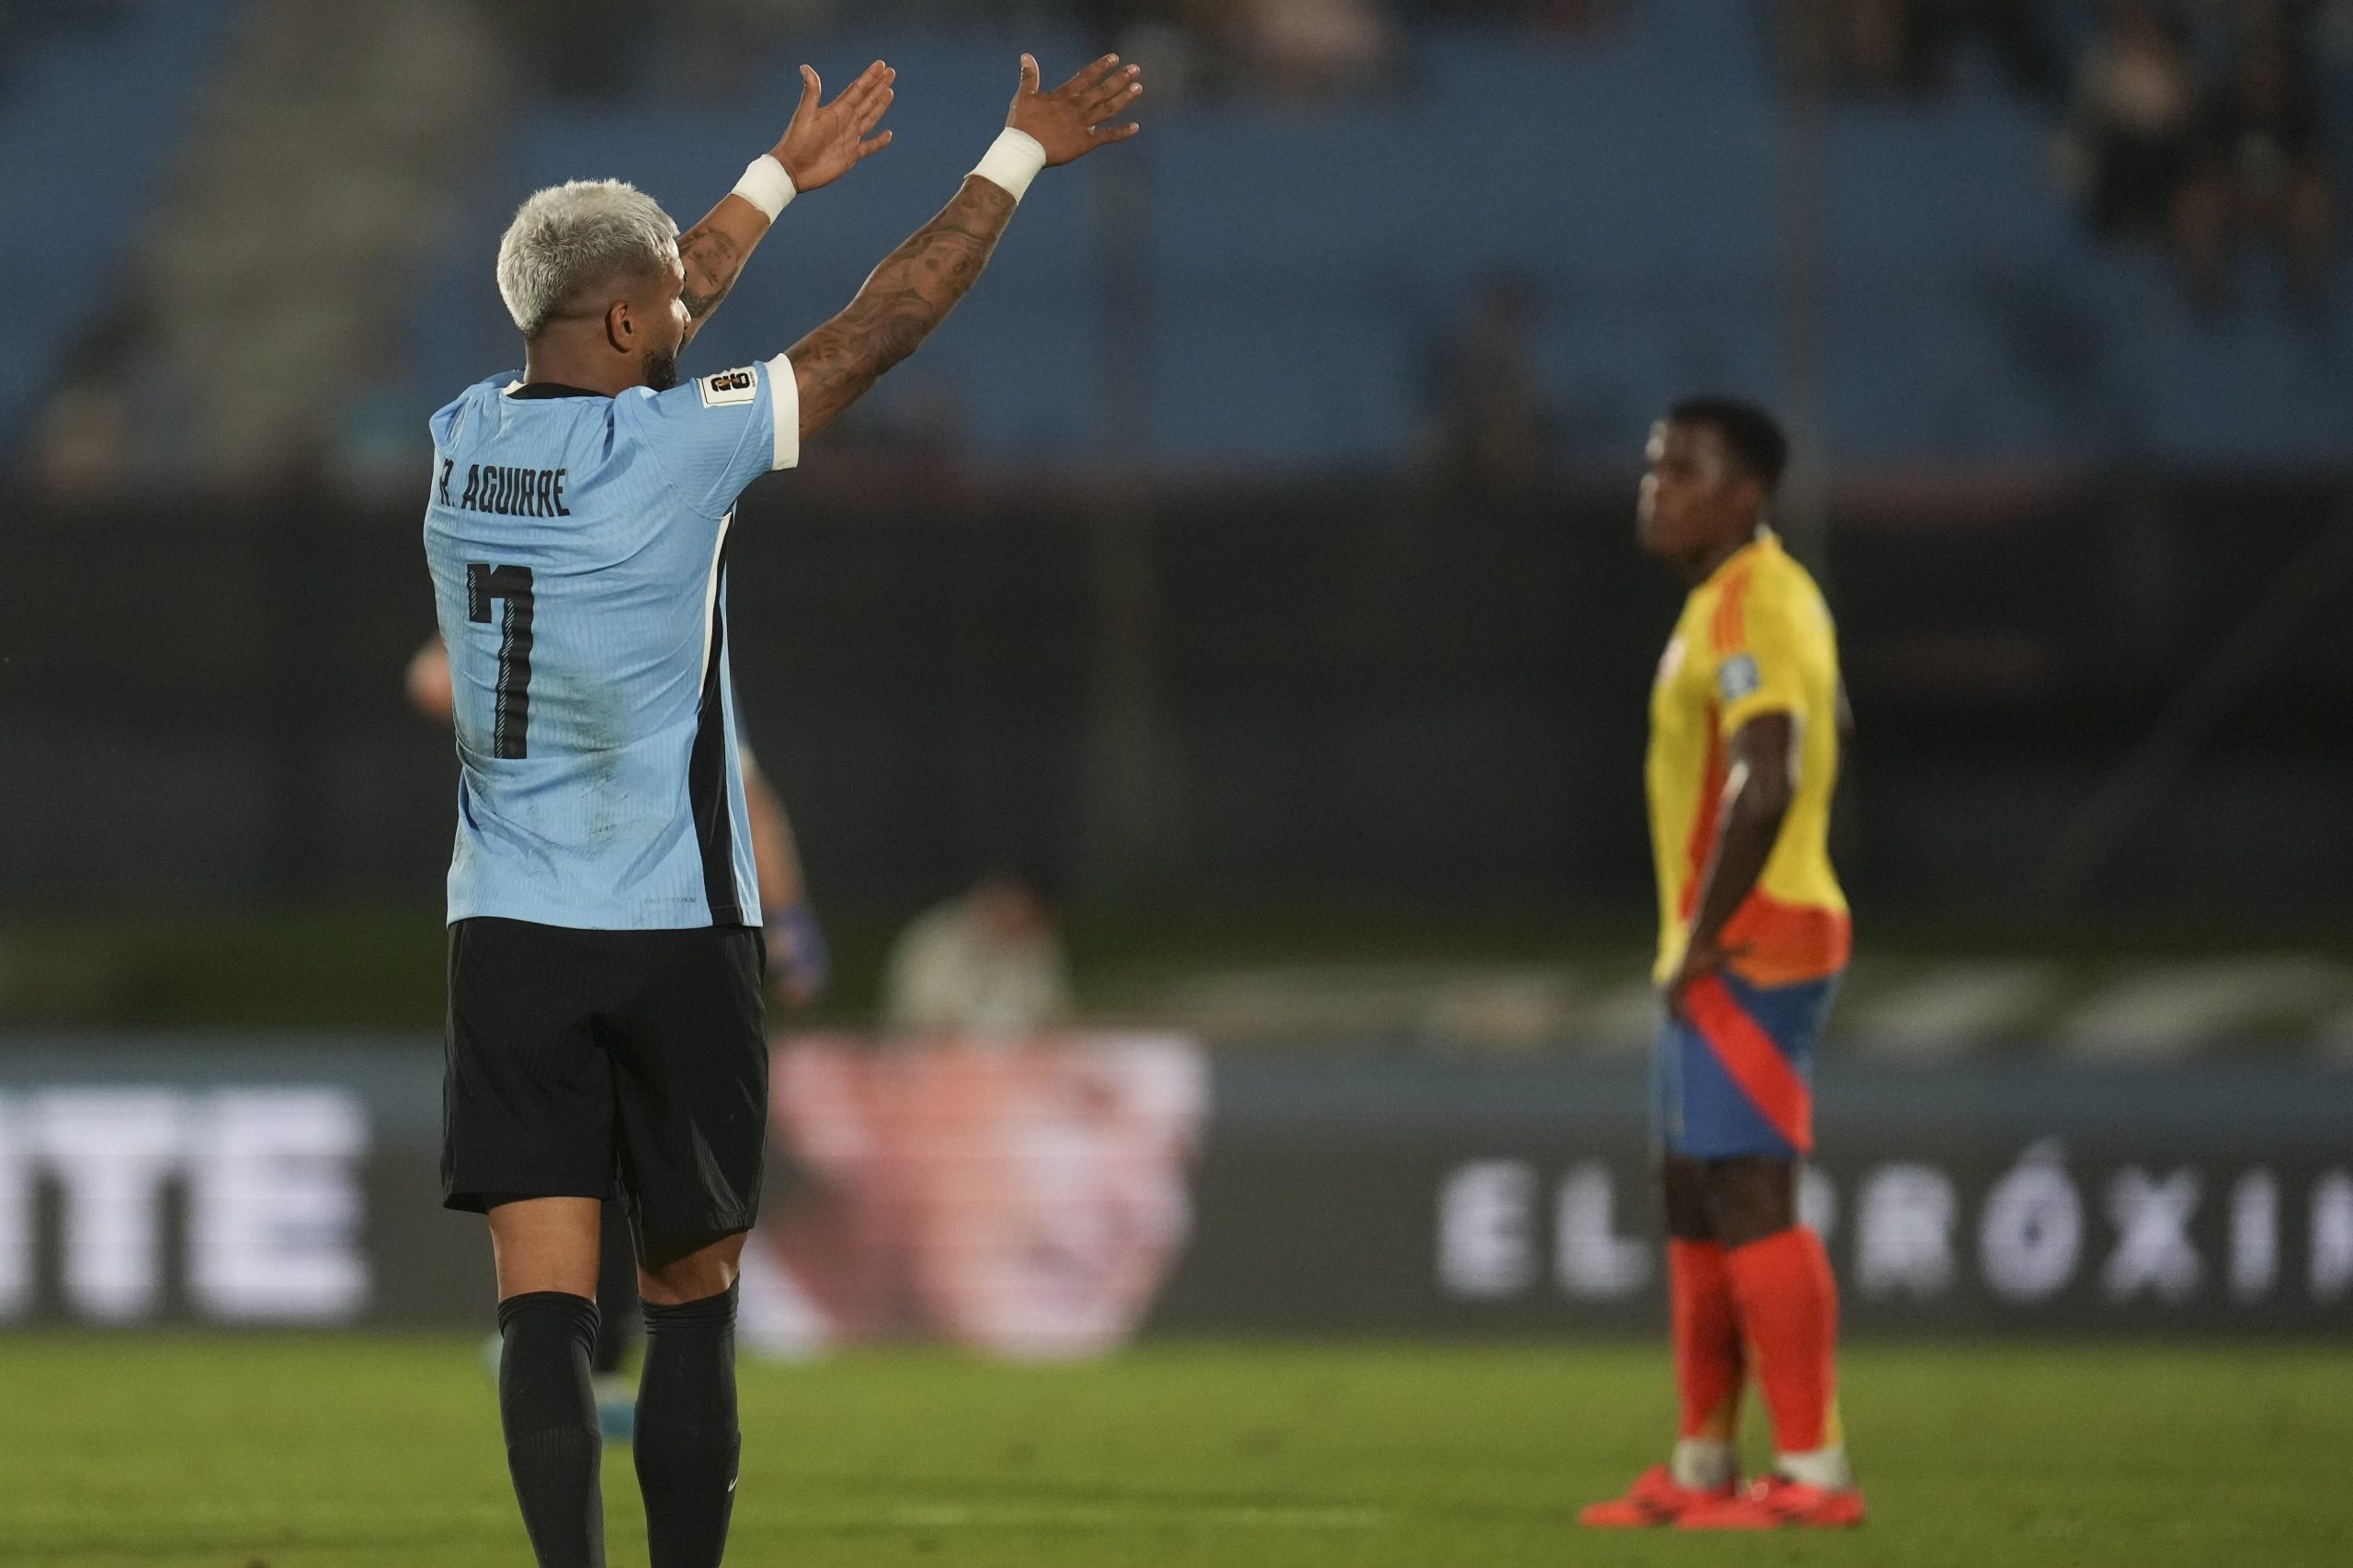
[
  {"xmin": 406, "ymin": 634, "xmax": 827, "ymax": 1443},
  {"xmin": 423, "ymin": 51, "xmax": 1145, "ymax": 1568}
]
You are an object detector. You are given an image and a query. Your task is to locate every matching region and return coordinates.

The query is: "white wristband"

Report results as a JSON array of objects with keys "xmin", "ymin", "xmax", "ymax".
[
  {"xmin": 732, "ymin": 153, "xmax": 796, "ymax": 221},
  {"xmin": 971, "ymin": 128, "xmax": 1048, "ymax": 202}
]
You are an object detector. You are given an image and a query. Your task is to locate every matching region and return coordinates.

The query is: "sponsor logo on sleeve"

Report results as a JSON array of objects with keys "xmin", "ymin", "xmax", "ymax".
[
  {"xmin": 1717, "ymin": 653, "xmax": 1761, "ymax": 703},
  {"xmin": 699, "ymin": 367, "xmax": 759, "ymax": 408}
]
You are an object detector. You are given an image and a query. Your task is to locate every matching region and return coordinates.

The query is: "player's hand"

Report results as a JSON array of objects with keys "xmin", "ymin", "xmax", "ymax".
[
  {"xmin": 1663, "ymin": 939, "xmax": 1742, "ymax": 1025},
  {"xmin": 765, "ymin": 902, "xmax": 831, "ymax": 1008},
  {"xmin": 773, "ymin": 61, "xmax": 895, "ymax": 193},
  {"xmin": 1006, "ymin": 52, "xmax": 1142, "ymax": 167}
]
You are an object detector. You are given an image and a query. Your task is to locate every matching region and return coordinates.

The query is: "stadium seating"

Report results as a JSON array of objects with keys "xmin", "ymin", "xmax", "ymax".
[
  {"xmin": 10, "ymin": 2, "xmax": 2347, "ymax": 470},
  {"xmin": 0, "ymin": 0, "xmax": 233, "ymax": 458},
  {"xmin": 402, "ymin": 6, "xmax": 2346, "ymax": 470}
]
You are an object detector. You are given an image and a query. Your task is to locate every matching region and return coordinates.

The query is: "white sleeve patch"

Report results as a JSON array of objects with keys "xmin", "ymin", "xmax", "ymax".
[
  {"xmin": 766, "ymin": 353, "xmax": 799, "ymax": 471},
  {"xmin": 698, "ymin": 366, "xmax": 760, "ymax": 408},
  {"xmin": 1717, "ymin": 653, "xmax": 1762, "ymax": 703}
]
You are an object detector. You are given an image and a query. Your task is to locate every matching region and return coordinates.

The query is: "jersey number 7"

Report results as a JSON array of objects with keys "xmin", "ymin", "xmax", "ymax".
[{"xmin": 466, "ymin": 563, "xmax": 535, "ymax": 759}]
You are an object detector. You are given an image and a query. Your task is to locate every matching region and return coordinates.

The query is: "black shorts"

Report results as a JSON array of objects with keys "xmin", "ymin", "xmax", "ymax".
[{"xmin": 442, "ymin": 916, "xmax": 768, "ymax": 1239}]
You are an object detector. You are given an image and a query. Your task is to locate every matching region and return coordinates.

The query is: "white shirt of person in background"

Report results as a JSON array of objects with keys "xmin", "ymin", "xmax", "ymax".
[{"xmin": 881, "ymin": 873, "xmax": 1074, "ymax": 1040}]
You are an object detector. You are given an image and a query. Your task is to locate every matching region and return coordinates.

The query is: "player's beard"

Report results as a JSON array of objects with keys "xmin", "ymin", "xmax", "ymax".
[{"xmin": 642, "ymin": 345, "xmax": 681, "ymax": 392}]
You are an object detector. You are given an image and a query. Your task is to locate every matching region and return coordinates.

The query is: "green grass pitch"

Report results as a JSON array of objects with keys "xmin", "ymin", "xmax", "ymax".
[{"xmin": 3, "ymin": 1337, "xmax": 2348, "ymax": 1566}]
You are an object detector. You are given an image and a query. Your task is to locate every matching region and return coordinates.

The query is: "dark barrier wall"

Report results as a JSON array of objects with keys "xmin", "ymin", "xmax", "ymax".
[
  {"xmin": 1159, "ymin": 1054, "xmax": 2353, "ymax": 1336},
  {"xmin": 0, "ymin": 1038, "xmax": 2345, "ymax": 1338},
  {"xmin": 3, "ymin": 474, "xmax": 2350, "ymax": 910}
]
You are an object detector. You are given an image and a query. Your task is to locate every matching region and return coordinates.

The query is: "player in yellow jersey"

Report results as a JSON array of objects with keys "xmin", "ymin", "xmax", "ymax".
[{"xmin": 1582, "ymin": 397, "xmax": 1865, "ymax": 1531}]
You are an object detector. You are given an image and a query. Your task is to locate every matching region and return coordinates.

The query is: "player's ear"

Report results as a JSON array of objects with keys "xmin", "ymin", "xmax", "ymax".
[
  {"xmin": 603, "ymin": 298, "xmax": 632, "ymax": 358},
  {"xmin": 1729, "ymin": 471, "xmax": 1765, "ymax": 520}
]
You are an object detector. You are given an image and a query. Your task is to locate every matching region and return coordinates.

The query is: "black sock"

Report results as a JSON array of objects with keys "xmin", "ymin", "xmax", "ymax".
[
  {"xmin": 634, "ymin": 1284, "xmax": 742, "ymax": 1568},
  {"xmin": 498, "ymin": 1290, "xmax": 606, "ymax": 1568},
  {"xmin": 591, "ymin": 1203, "xmax": 640, "ymax": 1377}
]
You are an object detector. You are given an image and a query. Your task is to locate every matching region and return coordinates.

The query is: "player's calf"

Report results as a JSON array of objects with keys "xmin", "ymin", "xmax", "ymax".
[
  {"xmin": 497, "ymin": 1290, "xmax": 608, "ymax": 1567},
  {"xmin": 634, "ymin": 1234, "xmax": 749, "ymax": 1568}
]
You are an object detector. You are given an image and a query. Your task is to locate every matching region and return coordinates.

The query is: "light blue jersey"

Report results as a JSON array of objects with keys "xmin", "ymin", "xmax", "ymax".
[{"xmin": 423, "ymin": 357, "xmax": 799, "ymax": 929}]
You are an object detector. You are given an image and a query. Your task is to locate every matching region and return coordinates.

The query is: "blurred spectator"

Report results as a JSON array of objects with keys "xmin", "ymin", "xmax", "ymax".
[
  {"xmin": 1901, "ymin": 0, "xmax": 2061, "ymax": 99},
  {"xmin": 882, "ymin": 871, "xmax": 1076, "ymax": 1040},
  {"xmin": 1245, "ymin": 0, "xmax": 1400, "ymax": 92},
  {"xmin": 496, "ymin": 0, "xmax": 638, "ymax": 98},
  {"xmin": 664, "ymin": 0, "xmax": 838, "ymax": 97},
  {"xmin": 1087, "ymin": 0, "xmax": 1400, "ymax": 97},
  {"xmin": 1815, "ymin": 0, "xmax": 2060, "ymax": 100},
  {"xmin": 25, "ymin": 302, "xmax": 188, "ymax": 499},
  {"xmin": 1425, "ymin": 272, "xmax": 1554, "ymax": 505},
  {"xmin": 2057, "ymin": 0, "xmax": 2230, "ymax": 304},
  {"xmin": 1414, "ymin": 0, "xmax": 1625, "ymax": 39},
  {"xmin": 493, "ymin": 0, "xmax": 1405, "ymax": 102},
  {"xmin": 28, "ymin": 385, "xmax": 134, "ymax": 499},
  {"xmin": 2207, "ymin": 0, "xmax": 2335, "ymax": 303}
]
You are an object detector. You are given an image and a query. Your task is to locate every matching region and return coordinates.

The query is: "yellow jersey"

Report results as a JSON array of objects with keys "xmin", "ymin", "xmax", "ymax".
[{"xmin": 1646, "ymin": 529, "xmax": 1849, "ymax": 988}]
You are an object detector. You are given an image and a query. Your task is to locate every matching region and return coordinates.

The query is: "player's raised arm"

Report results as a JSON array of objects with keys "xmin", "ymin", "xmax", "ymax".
[
  {"xmin": 676, "ymin": 60, "xmax": 897, "ymax": 346},
  {"xmin": 787, "ymin": 52, "xmax": 1143, "ymax": 438}
]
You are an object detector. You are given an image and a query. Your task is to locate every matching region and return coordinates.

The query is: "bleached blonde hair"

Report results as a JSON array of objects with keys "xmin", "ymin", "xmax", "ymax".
[{"xmin": 494, "ymin": 179, "xmax": 679, "ymax": 337}]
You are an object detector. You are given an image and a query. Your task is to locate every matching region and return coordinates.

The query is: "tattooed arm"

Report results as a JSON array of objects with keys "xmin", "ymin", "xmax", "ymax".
[
  {"xmin": 788, "ymin": 52, "xmax": 1143, "ymax": 438},
  {"xmin": 786, "ymin": 176, "xmax": 1017, "ymax": 436},
  {"xmin": 676, "ymin": 60, "xmax": 896, "ymax": 346}
]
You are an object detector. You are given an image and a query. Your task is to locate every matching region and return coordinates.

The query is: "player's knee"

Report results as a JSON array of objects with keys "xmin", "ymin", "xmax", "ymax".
[{"xmin": 636, "ymin": 1228, "xmax": 748, "ymax": 1305}]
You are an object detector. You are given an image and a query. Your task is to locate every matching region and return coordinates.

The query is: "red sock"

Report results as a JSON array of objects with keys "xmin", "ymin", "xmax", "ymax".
[
  {"xmin": 1668, "ymin": 1239, "xmax": 1742, "ymax": 1441},
  {"xmin": 1725, "ymin": 1227, "xmax": 1839, "ymax": 1454}
]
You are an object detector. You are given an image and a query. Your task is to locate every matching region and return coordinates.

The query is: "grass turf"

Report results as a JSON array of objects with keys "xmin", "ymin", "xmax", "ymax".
[{"xmin": 2, "ymin": 1338, "xmax": 2347, "ymax": 1566}]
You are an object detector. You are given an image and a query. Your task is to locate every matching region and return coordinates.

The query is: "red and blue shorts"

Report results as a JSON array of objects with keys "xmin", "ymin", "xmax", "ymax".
[{"xmin": 1654, "ymin": 969, "xmax": 1840, "ymax": 1160}]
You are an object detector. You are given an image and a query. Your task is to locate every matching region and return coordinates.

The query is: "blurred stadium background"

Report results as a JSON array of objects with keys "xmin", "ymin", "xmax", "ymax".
[{"xmin": 3, "ymin": 0, "xmax": 2351, "ymax": 1562}]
